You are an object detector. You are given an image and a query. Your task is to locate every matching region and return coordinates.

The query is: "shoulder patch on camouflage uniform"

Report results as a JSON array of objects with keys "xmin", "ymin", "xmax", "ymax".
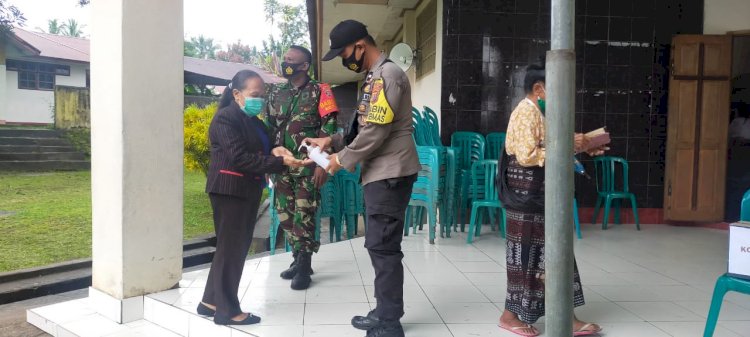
[
  {"xmin": 365, "ymin": 78, "xmax": 394, "ymax": 125},
  {"xmin": 318, "ymin": 83, "xmax": 338, "ymax": 117}
]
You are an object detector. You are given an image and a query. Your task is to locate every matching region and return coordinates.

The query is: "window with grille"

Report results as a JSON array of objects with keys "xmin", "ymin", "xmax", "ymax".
[
  {"xmin": 6, "ymin": 60, "xmax": 70, "ymax": 91},
  {"xmin": 416, "ymin": 0, "xmax": 437, "ymax": 79}
]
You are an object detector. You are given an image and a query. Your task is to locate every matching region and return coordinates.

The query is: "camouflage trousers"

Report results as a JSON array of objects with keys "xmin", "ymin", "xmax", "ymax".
[{"xmin": 274, "ymin": 174, "xmax": 320, "ymax": 253}]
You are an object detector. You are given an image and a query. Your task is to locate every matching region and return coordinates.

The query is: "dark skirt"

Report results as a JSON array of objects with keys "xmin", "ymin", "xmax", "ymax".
[{"xmin": 504, "ymin": 157, "xmax": 585, "ymax": 324}]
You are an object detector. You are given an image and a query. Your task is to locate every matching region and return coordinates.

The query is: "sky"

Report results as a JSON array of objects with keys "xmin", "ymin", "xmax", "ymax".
[{"xmin": 13, "ymin": 0, "xmax": 305, "ymax": 49}]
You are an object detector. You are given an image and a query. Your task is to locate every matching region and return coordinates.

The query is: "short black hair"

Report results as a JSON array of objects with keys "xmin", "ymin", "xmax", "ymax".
[
  {"xmin": 289, "ymin": 45, "xmax": 312, "ymax": 64},
  {"xmin": 524, "ymin": 64, "xmax": 545, "ymax": 94},
  {"xmin": 363, "ymin": 35, "xmax": 377, "ymax": 47}
]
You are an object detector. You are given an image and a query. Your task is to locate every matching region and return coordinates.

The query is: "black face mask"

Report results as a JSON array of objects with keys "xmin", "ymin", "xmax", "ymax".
[
  {"xmin": 281, "ymin": 62, "xmax": 305, "ymax": 78},
  {"xmin": 342, "ymin": 46, "xmax": 365, "ymax": 73}
]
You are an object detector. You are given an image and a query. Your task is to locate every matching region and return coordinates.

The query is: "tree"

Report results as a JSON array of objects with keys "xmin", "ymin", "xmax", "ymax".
[
  {"xmin": 61, "ymin": 19, "xmax": 85, "ymax": 37},
  {"xmin": 258, "ymin": 0, "xmax": 310, "ymax": 76},
  {"xmin": 184, "ymin": 39, "xmax": 199, "ymax": 58},
  {"xmin": 38, "ymin": 19, "xmax": 64, "ymax": 34},
  {"xmin": 0, "ymin": 0, "xmax": 25, "ymax": 35},
  {"xmin": 190, "ymin": 35, "xmax": 218, "ymax": 60}
]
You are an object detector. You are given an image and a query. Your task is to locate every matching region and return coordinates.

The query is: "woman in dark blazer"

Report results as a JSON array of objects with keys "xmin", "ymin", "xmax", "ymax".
[{"xmin": 198, "ymin": 70, "xmax": 309, "ymax": 325}]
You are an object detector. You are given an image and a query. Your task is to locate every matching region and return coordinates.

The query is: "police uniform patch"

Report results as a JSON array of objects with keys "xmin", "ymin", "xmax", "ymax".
[{"xmin": 364, "ymin": 78, "xmax": 394, "ymax": 125}]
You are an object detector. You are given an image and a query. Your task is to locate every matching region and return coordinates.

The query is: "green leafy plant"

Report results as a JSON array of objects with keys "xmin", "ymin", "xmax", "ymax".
[{"xmin": 184, "ymin": 103, "xmax": 216, "ymax": 175}]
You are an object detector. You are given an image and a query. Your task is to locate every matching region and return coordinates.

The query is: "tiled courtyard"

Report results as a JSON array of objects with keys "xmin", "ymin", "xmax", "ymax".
[{"xmin": 28, "ymin": 224, "xmax": 750, "ymax": 337}]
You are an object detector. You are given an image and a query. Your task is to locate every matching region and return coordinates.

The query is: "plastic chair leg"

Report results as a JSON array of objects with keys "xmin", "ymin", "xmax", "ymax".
[
  {"xmin": 488, "ymin": 208, "xmax": 497, "ymax": 232},
  {"xmin": 346, "ymin": 215, "xmax": 356, "ymax": 239},
  {"xmin": 500, "ymin": 208, "xmax": 507, "ymax": 239},
  {"xmin": 475, "ymin": 208, "xmax": 484, "ymax": 237},
  {"xmin": 630, "ymin": 195, "xmax": 641, "ymax": 230},
  {"xmin": 602, "ymin": 196, "xmax": 613, "ymax": 230},
  {"xmin": 467, "ymin": 204, "xmax": 481, "ymax": 244},
  {"xmin": 614, "ymin": 199, "xmax": 622, "ymax": 225},
  {"xmin": 703, "ymin": 274, "xmax": 730, "ymax": 337},
  {"xmin": 574, "ymin": 198, "xmax": 582, "ymax": 239},
  {"xmin": 429, "ymin": 207, "xmax": 437, "ymax": 245},
  {"xmin": 592, "ymin": 196, "xmax": 602, "ymax": 224},
  {"xmin": 404, "ymin": 206, "xmax": 412, "ymax": 236}
]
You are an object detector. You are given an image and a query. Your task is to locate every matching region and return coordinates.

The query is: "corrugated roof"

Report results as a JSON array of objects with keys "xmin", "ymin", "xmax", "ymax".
[
  {"xmin": 10, "ymin": 28, "xmax": 285, "ymax": 84},
  {"xmin": 12, "ymin": 28, "xmax": 90, "ymax": 63}
]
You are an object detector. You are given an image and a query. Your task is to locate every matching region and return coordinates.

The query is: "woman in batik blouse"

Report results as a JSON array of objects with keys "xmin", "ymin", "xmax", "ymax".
[{"xmin": 499, "ymin": 65, "xmax": 605, "ymax": 337}]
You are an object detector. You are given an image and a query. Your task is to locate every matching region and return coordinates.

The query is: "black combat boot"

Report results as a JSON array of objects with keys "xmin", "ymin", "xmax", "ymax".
[
  {"xmin": 279, "ymin": 250, "xmax": 299, "ymax": 280},
  {"xmin": 365, "ymin": 321, "xmax": 404, "ymax": 337},
  {"xmin": 290, "ymin": 251, "xmax": 312, "ymax": 290}
]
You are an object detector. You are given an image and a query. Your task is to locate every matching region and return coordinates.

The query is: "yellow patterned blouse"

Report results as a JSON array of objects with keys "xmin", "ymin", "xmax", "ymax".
[{"xmin": 505, "ymin": 98, "xmax": 546, "ymax": 167}]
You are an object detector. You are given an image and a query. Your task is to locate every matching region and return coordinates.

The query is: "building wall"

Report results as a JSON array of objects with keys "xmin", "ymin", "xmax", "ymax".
[
  {"xmin": 411, "ymin": 0, "xmax": 443, "ymax": 130},
  {"xmin": 704, "ymin": 0, "xmax": 750, "ymax": 34},
  {"xmin": 441, "ymin": 0, "xmax": 704, "ymax": 209},
  {"xmin": 4, "ymin": 60, "xmax": 88, "ymax": 124}
]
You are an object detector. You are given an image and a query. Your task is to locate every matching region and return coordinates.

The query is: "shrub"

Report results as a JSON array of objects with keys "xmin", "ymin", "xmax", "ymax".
[{"xmin": 184, "ymin": 103, "xmax": 217, "ymax": 175}]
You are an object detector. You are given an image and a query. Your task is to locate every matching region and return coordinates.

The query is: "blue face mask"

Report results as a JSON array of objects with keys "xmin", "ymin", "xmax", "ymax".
[{"xmin": 243, "ymin": 97, "xmax": 264, "ymax": 117}]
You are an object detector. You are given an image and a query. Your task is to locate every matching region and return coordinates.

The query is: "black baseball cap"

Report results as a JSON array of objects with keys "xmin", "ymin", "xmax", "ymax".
[{"xmin": 321, "ymin": 20, "xmax": 369, "ymax": 61}]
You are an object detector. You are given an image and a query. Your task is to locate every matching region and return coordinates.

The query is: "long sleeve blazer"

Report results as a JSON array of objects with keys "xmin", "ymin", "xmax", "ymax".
[{"xmin": 206, "ymin": 102, "xmax": 285, "ymax": 198}]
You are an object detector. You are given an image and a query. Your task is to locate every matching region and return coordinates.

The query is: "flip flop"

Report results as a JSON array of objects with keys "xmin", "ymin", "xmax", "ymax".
[
  {"xmin": 573, "ymin": 323, "xmax": 603, "ymax": 336},
  {"xmin": 498, "ymin": 323, "xmax": 540, "ymax": 337}
]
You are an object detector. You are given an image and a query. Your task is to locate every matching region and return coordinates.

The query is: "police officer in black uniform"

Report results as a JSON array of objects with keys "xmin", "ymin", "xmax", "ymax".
[{"xmin": 304, "ymin": 20, "xmax": 420, "ymax": 337}]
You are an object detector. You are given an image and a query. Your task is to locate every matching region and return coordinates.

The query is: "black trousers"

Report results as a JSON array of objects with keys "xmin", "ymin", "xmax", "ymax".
[
  {"xmin": 363, "ymin": 174, "xmax": 416, "ymax": 321},
  {"xmin": 202, "ymin": 192, "xmax": 260, "ymax": 318}
]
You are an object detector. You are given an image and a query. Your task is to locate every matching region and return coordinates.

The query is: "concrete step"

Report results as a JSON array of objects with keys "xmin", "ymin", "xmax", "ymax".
[
  {"xmin": 0, "ymin": 129, "xmax": 62, "ymax": 138},
  {"xmin": 0, "ymin": 145, "xmax": 77, "ymax": 154},
  {"xmin": 0, "ymin": 160, "xmax": 90, "ymax": 171},
  {"xmin": 0, "ymin": 152, "xmax": 87, "ymax": 161},
  {"xmin": 0, "ymin": 137, "xmax": 71, "ymax": 146}
]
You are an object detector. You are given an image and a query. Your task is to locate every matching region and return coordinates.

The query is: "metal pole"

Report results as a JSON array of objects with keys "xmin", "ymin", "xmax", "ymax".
[{"xmin": 546, "ymin": 0, "xmax": 576, "ymax": 336}]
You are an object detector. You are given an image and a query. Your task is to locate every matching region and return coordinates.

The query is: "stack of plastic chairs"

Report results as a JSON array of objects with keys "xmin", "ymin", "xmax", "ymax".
[
  {"xmin": 337, "ymin": 165, "xmax": 365, "ymax": 239},
  {"xmin": 485, "ymin": 132, "xmax": 506, "ymax": 160},
  {"xmin": 268, "ymin": 187, "xmax": 285, "ymax": 254},
  {"xmin": 422, "ymin": 106, "xmax": 442, "ymax": 146},
  {"xmin": 450, "ymin": 132, "xmax": 486, "ymax": 231},
  {"xmin": 466, "ymin": 160, "xmax": 505, "ymax": 243},
  {"xmin": 403, "ymin": 146, "xmax": 442, "ymax": 244},
  {"xmin": 315, "ymin": 177, "xmax": 343, "ymax": 242}
]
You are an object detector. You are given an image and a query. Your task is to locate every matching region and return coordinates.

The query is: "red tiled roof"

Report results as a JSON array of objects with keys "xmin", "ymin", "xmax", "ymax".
[
  {"xmin": 12, "ymin": 28, "xmax": 90, "ymax": 63},
  {"xmin": 184, "ymin": 56, "xmax": 285, "ymax": 84}
]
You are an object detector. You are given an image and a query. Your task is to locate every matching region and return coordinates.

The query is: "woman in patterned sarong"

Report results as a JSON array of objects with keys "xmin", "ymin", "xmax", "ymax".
[{"xmin": 498, "ymin": 65, "xmax": 605, "ymax": 336}]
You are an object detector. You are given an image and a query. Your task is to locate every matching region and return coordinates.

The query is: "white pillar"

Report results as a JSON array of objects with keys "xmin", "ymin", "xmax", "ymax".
[{"xmin": 89, "ymin": 0, "xmax": 184, "ymax": 323}]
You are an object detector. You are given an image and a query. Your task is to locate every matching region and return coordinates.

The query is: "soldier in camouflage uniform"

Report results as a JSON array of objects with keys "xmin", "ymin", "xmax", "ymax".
[{"xmin": 265, "ymin": 45, "xmax": 338, "ymax": 290}]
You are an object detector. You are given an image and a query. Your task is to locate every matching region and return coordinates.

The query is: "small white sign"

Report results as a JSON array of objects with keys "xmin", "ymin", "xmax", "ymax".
[{"xmin": 728, "ymin": 222, "xmax": 750, "ymax": 279}]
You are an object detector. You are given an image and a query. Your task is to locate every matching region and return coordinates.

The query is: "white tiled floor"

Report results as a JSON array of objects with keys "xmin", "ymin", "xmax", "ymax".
[{"xmin": 28, "ymin": 224, "xmax": 750, "ymax": 336}]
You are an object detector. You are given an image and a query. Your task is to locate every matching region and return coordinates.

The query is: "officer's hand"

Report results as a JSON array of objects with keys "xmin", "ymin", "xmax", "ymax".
[
  {"xmin": 574, "ymin": 133, "xmax": 589, "ymax": 153},
  {"xmin": 313, "ymin": 167, "xmax": 328, "ymax": 188},
  {"xmin": 303, "ymin": 137, "xmax": 333, "ymax": 151},
  {"xmin": 272, "ymin": 146, "xmax": 293, "ymax": 158},
  {"xmin": 326, "ymin": 153, "xmax": 343, "ymax": 175},
  {"xmin": 586, "ymin": 145, "xmax": 609, "ymax": 157}
]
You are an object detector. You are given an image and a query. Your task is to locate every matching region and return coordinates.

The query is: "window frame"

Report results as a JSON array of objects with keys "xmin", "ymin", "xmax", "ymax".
[{"xmin": 6, "ymin": 59, "xmax": 71, "ymax": 91}]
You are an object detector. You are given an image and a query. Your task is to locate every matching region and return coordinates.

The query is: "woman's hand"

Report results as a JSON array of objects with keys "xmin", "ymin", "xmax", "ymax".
[
  {"xmin": 282, "ymin": 155, "xmax": 312, "ymax": 168},
  {"xmin": 302, "ymin": 137, "xmax": 333, "ymax": 151},
  {"xmin": 574, "ymin": 133, "xmax": 589, "ymax": 153},
  {"xmin": 586, "ymin": 146, "xmax": 609, "ymax": 157},
  {"xmin": 272, "ymin": 146, "xmax": 293, "ymax": 157}
]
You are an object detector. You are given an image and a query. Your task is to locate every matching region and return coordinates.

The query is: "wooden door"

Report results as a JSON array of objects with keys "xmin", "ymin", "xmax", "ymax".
[{"xmin": 664, "ymin": 35, "xmax": 733, "ymax": 222}]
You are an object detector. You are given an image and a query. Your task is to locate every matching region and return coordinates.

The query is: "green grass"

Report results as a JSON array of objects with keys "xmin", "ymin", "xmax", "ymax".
[{"xmin": 0, "ymin": 170, "xmax": 222, "ymax": 272}]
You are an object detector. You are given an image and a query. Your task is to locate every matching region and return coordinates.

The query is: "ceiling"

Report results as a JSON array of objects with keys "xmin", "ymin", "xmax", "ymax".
[{"xmin": 319, "ymin": 0, "xmax": 420, "ymax": 84}]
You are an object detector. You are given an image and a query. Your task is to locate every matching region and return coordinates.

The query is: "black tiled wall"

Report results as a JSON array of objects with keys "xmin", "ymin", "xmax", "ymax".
[{"xmin": 440, "ymin": 0, "xmax": 704, "ymax": 208}]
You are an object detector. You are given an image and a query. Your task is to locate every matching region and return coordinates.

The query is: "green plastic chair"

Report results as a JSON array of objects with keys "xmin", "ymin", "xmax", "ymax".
[
  {"xmin": 315, "ymin": 177, "xmax": 343, "ymax": 242},
  {"xmin": 574, "ymin": 198, "xmax": 582, "ymax": 239},
  {"xmin": 403, "ymin": 146, "xmax": 442, "ymax": 244},
  {"xmin": 338, "ymin": 165, "xmax": 365, "ymax": 238},
  {"xmin": 450, "ymin": 132, "xmax": 486, "ymax": 230},
  {"xmin": 423, "ymin": 106, "xmax": 442, "ymax": 146},
  {"xmin": 466, "ymin": 160, "xmax": 506, "ymax": 243},
  {"xmin": 591, "ymin": 156, "xmax": 640, "ymax": 230},
  {"xmin": 703, "ymin": 189, "xmax": 750, "ymax": 337},
  {"xmin": 405, "ymin": 146, "xmax": 458, "ymax": 239},
  {"xmin": 485, "ymin": 132, "xmax": 506, "ymax": 160}
]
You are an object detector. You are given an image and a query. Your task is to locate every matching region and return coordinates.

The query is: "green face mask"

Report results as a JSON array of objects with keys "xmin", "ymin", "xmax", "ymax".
[
  {"xmin": 243, "ymin": 97, "xmax": 264, "ymax": 117},
  {"xmin": 537, "ymin": 87, "xmax": 546, "ymax": 114},
  {"xmin": 537, "ymin": 98, "xmax": 546, "ymax": 114}
]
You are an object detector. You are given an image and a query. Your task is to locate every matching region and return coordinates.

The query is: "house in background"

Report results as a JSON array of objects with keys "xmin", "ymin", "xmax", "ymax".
[
  {"xmin": 0, "ymin": 28, "xmax": 283, "ymax": 126},
  {"xmin": 0, "ymin": 29, "xmax": 89, "ymax": 125},
  {"xmin": 307, "ymin": 0, "xmax": 750, "ymax": 223}
]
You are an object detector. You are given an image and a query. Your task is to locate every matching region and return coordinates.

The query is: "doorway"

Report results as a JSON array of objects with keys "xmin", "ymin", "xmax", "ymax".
[{"xmin": 725, "ymin": 33, "xmax": 750, "ymax": 221}]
